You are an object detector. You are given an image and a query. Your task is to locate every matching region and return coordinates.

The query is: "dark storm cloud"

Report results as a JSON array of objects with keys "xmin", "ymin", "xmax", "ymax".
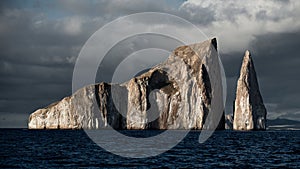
[
  {"xmin": 0, "ymin": 9, "xmax": 90, "ymax": 67},
  {"xmin": 250, "ymin": 32, "xmax": 300, "ymax": 110},
  {"xmin": 0, "ymin": 1, "xmax": 185, "ymax": 128},
  {"xmin": 0, "ymin": 0, "xmax": 300, "ymax": 127},
  {"xmin": 96, "ymin": 34, "xmax": 183, "ymax": 83},
  {"xmin": 0, "ymin": 4, "xmax": 88, "ymax": 128},
  {"xmin": 52, "ymin": 0, "xmax": 217, "ymax": 25}
]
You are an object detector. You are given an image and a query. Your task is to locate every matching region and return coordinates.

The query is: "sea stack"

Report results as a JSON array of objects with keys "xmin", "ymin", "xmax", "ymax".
[
  {"xmin": 233, "ymin": 50, "xmax": 267, "ymax": 130},
  {"xmin": 28, "ymin": 38, "xmax": 225, "ymax": 130}
]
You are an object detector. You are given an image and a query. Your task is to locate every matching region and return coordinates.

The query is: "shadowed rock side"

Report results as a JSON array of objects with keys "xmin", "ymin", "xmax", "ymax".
[
  {"xmin": 28, "ymin": 38, "xmax": 225, "ymax": 130},
  {"xmin": 233, "ymin": 50, "xmax": 267, "ymax": 130},
  {"xmin": 225, "ymin": 114, "xmax": 233, "ymax": 130}
]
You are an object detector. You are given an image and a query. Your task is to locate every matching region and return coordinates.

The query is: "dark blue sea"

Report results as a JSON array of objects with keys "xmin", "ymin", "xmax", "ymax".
[{"xmin": 0, "ymin": 129, "xmax": 299, "ymax": 168}]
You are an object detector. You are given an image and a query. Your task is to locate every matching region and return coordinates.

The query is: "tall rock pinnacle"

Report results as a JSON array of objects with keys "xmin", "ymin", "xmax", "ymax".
[{"xmin": 233, "ymin": 50, "xmax": 267, "ymax": 130}]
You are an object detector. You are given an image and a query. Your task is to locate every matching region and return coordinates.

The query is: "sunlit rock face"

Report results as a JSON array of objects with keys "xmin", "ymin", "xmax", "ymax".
[
  {"xmin": 28, "ymin": 38, "xmax": 225, "ymax": 130},
  {"xmin": 233, "ymin": 50, "xmax": 267, "ymax": 131}
]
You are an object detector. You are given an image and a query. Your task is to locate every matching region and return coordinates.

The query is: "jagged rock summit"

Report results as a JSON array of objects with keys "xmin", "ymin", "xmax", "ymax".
[
  {"xmin": 233, "ymin": 50, "xmax": 267, "ymax": 130},
  {"xmin": 28, "ymin": 38, "xmax": 225, "ymax": 130}
]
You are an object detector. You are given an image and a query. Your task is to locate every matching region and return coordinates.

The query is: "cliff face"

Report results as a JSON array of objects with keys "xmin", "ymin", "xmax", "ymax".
[
  {"xmin": 28, "ymin": 38, "xmax": 225, "ymax": 130},
  {"xmin": 233, "ymin": 50, "xmax": 267, "ymax": 130}
]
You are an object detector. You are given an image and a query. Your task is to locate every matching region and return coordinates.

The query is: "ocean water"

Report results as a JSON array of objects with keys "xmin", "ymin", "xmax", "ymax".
[{"xmin": 0, "ymin": 129, "xmax": 299, "ymax": 168}]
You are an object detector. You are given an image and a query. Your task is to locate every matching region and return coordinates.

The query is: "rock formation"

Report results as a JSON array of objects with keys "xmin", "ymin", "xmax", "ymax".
[
  {"xmin": 233, "ymin": 50, "xmax": 267, "ymax": 130},
  {"xmin": 28, "ymin": 38, "xmax": 225, "ymax": 130},
  {"xmin": 225, "ymin": 114, "xmax": 233, "ymax": 130}
]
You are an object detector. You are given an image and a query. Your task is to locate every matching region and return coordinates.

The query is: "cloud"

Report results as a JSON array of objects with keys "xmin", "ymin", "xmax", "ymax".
[
  {"xmin": 62, "ymin": 16, "xmax": 83, "ymax": 35},
  {"xmin": 182, "ymin": 0, "xmax": 300, "ymax": 53},
  {"xmin": 0, "ymin": 0, "xmax": 299, "ymax": 127},
  {"xmin": 96, "ymin": 34, "xmax": 183, "ymax": 83}
]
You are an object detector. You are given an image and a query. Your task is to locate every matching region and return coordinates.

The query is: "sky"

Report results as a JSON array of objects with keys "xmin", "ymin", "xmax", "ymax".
[{"xmin": 0, "ymin": 0, "xmax": 300, "ymax": 127}]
